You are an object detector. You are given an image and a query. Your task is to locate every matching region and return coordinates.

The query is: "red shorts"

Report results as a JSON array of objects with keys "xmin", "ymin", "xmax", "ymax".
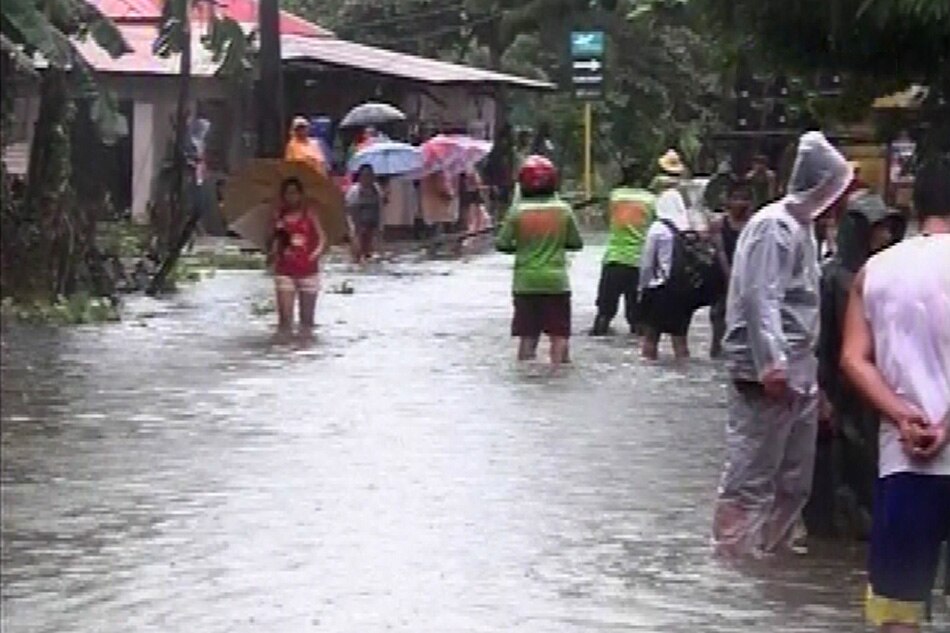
[{"xmin": 511, "ymin": 293, "xmax": 571, "ymax": 338}]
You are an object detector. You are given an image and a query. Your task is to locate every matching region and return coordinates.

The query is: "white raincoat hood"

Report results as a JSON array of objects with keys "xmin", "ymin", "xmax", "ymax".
[{"xmin": 785, "ymin": 131, "xmax": 853, "ymax": 222}]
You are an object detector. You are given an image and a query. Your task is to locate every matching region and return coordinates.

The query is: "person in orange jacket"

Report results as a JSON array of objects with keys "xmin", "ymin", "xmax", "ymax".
[{"xmin": 285, "ymin": 116, "xmax": 328, "ymax": 176}]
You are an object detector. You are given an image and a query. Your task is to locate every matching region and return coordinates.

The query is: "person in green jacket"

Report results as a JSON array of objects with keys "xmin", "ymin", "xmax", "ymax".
[
  {"xmin": 591, "ymin": 162, "xmax": 656, "ymax": 336},
  {"xmin": 496, "ymin": 155, "xmax": 583, "ymax": 368}
]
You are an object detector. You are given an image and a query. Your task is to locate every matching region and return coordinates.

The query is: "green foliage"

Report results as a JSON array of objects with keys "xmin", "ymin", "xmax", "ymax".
[
  {"xmin": 1, "ymin": 0, "xmax": 130, "ymax": 66},
  {"xmin": 1, "ymin": 294, "xmax": 120, "ymax": 324},
  {"xmin": 699, "ymin": 0, "xmax": 950, "ymax": 84},
  {"xmin": 305, "ymin": 0, "xmax": 721, "ymax": 181},
  {"xmin": 1, "ymin": 0, "xmax": 132, "ymax": 302},
  {"xmin": 321, "ymin": 0, "xmax": 607, "ymax": 65},
  {"xmin": 181, "ymin": 250, "xmax": 267, "ymax": 270},
  {"xmin": 204, "ymin": 13, "xmax": 255, "ymax": 78},
  {"xmin": 153, "ymin": 0, "xmax": 255, "ymax": 81},
  {"xmin": 96, "ymin": 221, "xmax": 152, "ymax": 258},
  {"xmin": 697, "ymin": 0, "xmax": 950, "ymax": 153},
  {"xmin": 1, "ymin": 0, "xmax": 131, "ymax": 147}
]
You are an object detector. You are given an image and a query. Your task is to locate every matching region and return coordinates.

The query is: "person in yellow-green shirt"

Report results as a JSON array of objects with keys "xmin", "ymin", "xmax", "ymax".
[
  {"xmin": 496, "ymin": 155, "xmax": 583, "ymax": 369},
  {"xmin": 591, "ymin": 162, "xmax": 656, "ymax": 336}
]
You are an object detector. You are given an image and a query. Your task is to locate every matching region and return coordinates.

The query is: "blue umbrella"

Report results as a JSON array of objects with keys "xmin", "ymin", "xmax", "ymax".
[{"xmin": 347, "ymin": 141, "xmax": 423, "ymax": 177}]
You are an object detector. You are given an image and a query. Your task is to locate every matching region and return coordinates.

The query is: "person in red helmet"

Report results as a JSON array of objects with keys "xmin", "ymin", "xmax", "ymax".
[{"xmin": 496, "ymin": 155, "xmax": 584, "ymax": 368}]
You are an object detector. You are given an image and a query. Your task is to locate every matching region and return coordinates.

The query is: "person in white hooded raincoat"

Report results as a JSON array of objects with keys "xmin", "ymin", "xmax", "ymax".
[{"xmin": 712, "ymin": 132, "xmax": 853, "ymax": 557}]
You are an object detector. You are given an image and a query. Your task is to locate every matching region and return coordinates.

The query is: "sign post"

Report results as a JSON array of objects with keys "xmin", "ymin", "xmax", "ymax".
[
  {"xmin": 583, "ymin": 103, "xmax": 592, "ymax": 197},
  {"xmin": 570, "ymin": 31, "xmax": 605, "ymax": 198}
]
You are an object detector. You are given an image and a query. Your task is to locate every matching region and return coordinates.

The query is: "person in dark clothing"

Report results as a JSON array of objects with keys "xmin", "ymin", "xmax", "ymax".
[
  {"xmin": 805, "ymin": 190, "xmax": 906, "ymax": 539},
  {"xmin": 530, "ymin": 122, "xmax": 556, "ymax": 162},
  {"xmin": 746, "ymin": 153, "xmax": 777, "ymax": 210},
  {"xmin": 709, "ymin": 177, "xmax": 754, "ymax": 358}
]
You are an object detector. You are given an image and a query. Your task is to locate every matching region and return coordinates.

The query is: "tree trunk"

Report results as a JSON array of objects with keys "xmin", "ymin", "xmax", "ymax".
[
  {"xmin": 70, "ymin": 100, "xmax": 115, "ymax": 298},
  {"xmin": 168, "ymin": 13, "xmax": 193, "ymax": 252},
  {"xmin": 147, "ymin": 16, "xmax": 199, "ymax": 296},
  {"xmin": 487, "ymin": 42, "xmax": 509, "ymax": 138},
  {"xmin": 23, "ymin": 68, "xmax": 75, "ymax": 301}
]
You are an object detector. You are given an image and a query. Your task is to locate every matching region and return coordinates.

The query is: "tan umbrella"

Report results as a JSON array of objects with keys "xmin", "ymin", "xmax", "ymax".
[{"xmin": 221, "ymin": 159, "xmax": 346, "ymax": 250}]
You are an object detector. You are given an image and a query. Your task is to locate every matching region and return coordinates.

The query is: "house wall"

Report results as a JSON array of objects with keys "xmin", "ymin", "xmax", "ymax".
[
  {"xmin": 2, "ymin": 86, "xmax": 40, "ymax": 177},
  {"xmin": 2, "ymin": 74, "xmax": 235, "ymax": 223},
  {"xmin": 401, "ymin": 86, "xmax": 497, "ymax": 139},
  {"xmin": 95, "ymin": 75, "xmax": 237, "ymax": 223},
  {"xmin": 4, "ymin": 68, "xmax": 505, "ymax": 232}
]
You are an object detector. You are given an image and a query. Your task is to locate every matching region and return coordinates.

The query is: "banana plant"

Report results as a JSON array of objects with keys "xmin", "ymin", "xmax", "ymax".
[{"xmin": 2, "ymin": 0, "xmax": 131, "ymax": 141}]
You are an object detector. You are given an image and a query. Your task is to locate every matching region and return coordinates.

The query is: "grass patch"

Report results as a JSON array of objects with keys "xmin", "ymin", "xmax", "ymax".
[
  {"xmin": 1, "ymin": 294, "xmax": 120, "ymax": 325},
  {"xmin": 181, "ymin": 250, "xmax": 267, "ymax": 271},
  {"xmin": 96, "ymin": 221, "xmax": 151, "ymax": 258}
]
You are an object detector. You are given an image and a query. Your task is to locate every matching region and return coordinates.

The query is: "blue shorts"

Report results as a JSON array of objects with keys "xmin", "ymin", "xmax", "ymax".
[{"xmin": 867, "ymin": 472, "xmax": 950, "ymax": 626}]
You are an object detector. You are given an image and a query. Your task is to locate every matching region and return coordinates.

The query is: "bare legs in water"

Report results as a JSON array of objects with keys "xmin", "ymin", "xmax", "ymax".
[
  {"xmin": 518, "ymin": 336, "xmax": 570, "ymax": 369},
  {"xmin": 276, "ymin": 286, "xmax": 318, "ymax": 340},
  {"xmin": 641, "ymin": 329, "xmax": 690, "ymax": 361}
]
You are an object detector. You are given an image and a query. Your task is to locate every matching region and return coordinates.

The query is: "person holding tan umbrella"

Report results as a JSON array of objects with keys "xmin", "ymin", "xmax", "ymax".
[
  {"xmin": 271, "ymin": 177, "xmax": 327, "ymax": 337},
  {"xmin": 222, "ymin": 159, "xmax": 345, "ymax": 338}
]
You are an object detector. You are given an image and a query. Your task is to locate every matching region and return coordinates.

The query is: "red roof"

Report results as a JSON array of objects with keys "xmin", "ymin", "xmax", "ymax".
[
  {"xmin": 89, "ymin": 0, "xmax": 330, "ymax": 37},
  {"xmin": 207, "ymin": 0, "xmax": 329, "ymax": 37},
  {"xmin": 90, "ymin": 0, "xmax": 160, "ymax": 21},
  {"xmin": 75, "ymin": 24, "xmax": 223, "ymax": 76}
]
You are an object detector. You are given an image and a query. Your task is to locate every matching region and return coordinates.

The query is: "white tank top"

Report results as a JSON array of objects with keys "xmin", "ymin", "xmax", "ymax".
[{"xmin": 863, "ymin": 234, "xmax": 950, "ymax": 477}]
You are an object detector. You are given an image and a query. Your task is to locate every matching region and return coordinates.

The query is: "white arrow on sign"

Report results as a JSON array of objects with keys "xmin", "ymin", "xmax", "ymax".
[{"xmin": 573, "ymin": 59, "xmax": 602, "ymax": 72}]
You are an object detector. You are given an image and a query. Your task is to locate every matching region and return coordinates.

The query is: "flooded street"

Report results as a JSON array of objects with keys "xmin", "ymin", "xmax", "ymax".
[{"xmin": 2, "ymin": 240, "xmax": 877, "ymax": 632}]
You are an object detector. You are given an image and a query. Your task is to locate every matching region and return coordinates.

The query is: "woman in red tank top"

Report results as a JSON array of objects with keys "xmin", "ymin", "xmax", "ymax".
[{"xmin": 271, "ymin": 177, "xmax": 327, "ymax": 336}]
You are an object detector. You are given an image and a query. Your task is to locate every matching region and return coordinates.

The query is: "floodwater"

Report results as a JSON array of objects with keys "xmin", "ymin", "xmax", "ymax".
[{"xmin": 0, "ymin": 239, "xmax": 909, "ymax": 632}]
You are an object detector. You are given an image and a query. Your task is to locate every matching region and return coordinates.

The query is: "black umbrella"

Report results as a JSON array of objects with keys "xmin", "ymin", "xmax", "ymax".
[{"xmin": 339, "ymin": 102, "xmax": 406, "ymax": 129}]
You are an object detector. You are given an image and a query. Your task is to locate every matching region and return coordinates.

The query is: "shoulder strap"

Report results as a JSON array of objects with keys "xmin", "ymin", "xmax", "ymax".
[{"xmin": 659, "ymin": 218, "xmax": 681, "ymax": 237}]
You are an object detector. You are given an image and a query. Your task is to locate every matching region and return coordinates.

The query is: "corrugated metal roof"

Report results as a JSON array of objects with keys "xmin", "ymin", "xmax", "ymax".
[
  {"xmin": 282, "ymin": 36, "xmax": 553, "ymax": 90},
  {"xmin": 74, "ymin": 25, "xmax": 222, "ymax": 76},
  {"xmin": 74, "ymin": 22, "xmax": 553, "ymax": 90}
]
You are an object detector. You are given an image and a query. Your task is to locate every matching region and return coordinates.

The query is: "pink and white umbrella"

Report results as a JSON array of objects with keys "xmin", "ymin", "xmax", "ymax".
[{"xmin": 421, "ymin": 135, "xmax": 493, "ymax": 176}]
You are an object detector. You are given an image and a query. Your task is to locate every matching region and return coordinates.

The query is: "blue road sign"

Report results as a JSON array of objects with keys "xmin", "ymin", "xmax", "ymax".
[{"xmin": 571, "ymin": 31, "xmax": 605, "ymax": 58}]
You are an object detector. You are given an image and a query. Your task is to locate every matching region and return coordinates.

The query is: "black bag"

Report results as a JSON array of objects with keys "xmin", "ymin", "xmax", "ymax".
[{"xmin": 659, "ymin": 219, "xmax": 726, "ymax": 310}]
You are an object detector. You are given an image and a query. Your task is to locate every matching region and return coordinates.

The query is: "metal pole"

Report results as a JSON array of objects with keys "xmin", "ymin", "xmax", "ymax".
[{"xmin": 583, "ymin": 102, "xmax": 593, "ymax": 198}]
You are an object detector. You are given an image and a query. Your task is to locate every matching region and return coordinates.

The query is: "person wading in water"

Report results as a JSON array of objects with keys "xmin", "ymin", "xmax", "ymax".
[
  {"xmin": 590, "ymin": 161, "xmax": 656, "ymax": 337},
  {"xmin": 496, "ymin": 155, "xmax": 583, "ymax": 369},
  {"xmin": 271, "ymin": 177, "xmax": 327, "ymax": 340},
  {"xmin": 712, "ymin": 132, "xmax": 853, "ymax": 557}
]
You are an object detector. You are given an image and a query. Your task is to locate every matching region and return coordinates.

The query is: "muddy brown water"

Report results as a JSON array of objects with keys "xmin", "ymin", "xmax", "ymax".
[{"xmin": 2, "ymin": 239, "xmax": 922, "ymax": 632}]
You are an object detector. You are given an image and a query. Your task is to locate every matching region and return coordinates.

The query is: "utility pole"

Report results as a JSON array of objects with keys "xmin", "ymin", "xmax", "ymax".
[{"xmin": 257, "ymin": 0, "xmax": 284, "ymax": 158}]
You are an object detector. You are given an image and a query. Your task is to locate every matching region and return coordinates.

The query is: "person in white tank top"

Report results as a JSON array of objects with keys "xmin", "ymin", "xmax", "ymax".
[{"xmin": 842, "ymin": 155, "xmax": 950, "ymax": 633}]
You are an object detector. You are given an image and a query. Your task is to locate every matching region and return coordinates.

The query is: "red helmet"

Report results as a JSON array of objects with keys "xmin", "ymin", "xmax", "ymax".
[{"xmin": 518, "ymin": 155, "xmax": 558, "ymax": 195}]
